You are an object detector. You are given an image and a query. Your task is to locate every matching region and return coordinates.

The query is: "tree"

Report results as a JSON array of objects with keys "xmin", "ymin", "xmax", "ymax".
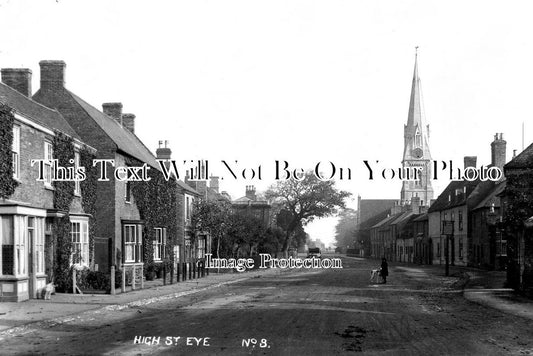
[
  {"xmin": 265, "ymin": 171, "xmax": 351, "ymax": 254},
  {"xmin": 190, "ymin": 199, "xmax": 232, "ymax": 258},
  {"xmin": 335, "ymin": 208, "xmax": 358, "ymax": 250},
  {"xmin": 225, "ymin": 213, "xmax": 266, "ymax": 258}
]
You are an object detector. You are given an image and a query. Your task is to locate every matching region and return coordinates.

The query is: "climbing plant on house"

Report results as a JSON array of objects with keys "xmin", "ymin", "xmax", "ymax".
[
  {"xmin": 0, "ymin": 103, "xmax": 19, "ymax": 198},
  {"xmin": 80, "ymin": 147, "xmax": 98, "ymax": 268},
  {"xmin": 128, "ymin": 157, "xmax": 179, "ymax": 273},
  {"xmin": 52, "ymin": 131, "xmax": 75, "ymax": 291},
  {"xmin": 503, "ymin": 170, "xmax": 533, "ymax": 290}
]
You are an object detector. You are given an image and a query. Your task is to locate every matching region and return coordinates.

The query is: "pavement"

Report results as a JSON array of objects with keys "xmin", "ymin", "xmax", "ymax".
[
  {"xmin": 0, "ymin": 267, "xmax": 289, "ymax": 335},
  {"xmin": 346, "ymin": 255, "xmax": 533, "ymax": 321},
  {"xmin": 1, "ymin": 256, "xmax": 532, "ymax": 337}
]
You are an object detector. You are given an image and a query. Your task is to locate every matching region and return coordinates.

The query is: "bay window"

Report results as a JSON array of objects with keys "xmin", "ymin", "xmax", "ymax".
[{"xmin": 1, "ymin": 216, "xmax": 14, "ymax": 275}]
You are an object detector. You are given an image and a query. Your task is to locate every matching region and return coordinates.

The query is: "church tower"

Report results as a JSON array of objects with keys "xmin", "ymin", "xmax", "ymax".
[{"xmin": 401, "ymin": 49, "xmax": 434, "ymax": 206}]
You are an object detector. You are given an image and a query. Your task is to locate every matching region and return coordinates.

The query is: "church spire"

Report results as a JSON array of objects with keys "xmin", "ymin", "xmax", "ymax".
[
  {"xmin": 401, "ymin": 47, "xmax": 433, "ymax": 206},
  {"xmin": 406, "ymin": 46, "xmax": 423, "ymax": 130}
]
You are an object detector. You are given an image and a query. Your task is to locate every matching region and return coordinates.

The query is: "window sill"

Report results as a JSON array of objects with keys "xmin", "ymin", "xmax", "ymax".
[{"xmin": 0, "ymin": 275, "xmax": 29, "ymax": 281}]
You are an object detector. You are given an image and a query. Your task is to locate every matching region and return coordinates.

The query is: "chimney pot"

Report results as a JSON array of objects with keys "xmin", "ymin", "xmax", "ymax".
[
  {"xmin": 245, "ymin": 185, "xmax": 257, "ymax": 200},
  {"xmin": 39, "ymin": 60, "xmax": 66, "ymax": 90},
  {"xmin": 1, "ymin": 68, "xmax": 32, "ymax": 97},
  {"xmin": 102, "ymin": 102, "xmax": 123, "ymax": 124}
]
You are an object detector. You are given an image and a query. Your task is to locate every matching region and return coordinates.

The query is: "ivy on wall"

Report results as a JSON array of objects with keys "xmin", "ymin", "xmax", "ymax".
[
  {"xmin": 80, "ymin": 147, "xmax": 98, "ymax": 267},
  {"xmin": 53, "ymin": 215, "xmax": 73, "ymax": 292},
  {"xmin": 0, "ymin": 103, "xmax": 19, "ymax": 199},
  {"xmin": 52, "ymin": 131, "xmax": 75, "ymax": 291},
  {"xmin": 503, "ymin": 171, "xmax": 533, "ymax": 229},
  {"xmin": 503, "ymin": 170, "xmax": 533, "ymax": 291},
  {"xmin": 128, "ymin": 157, "xmax": 179, "ymax": 272},
  {"xmin": 52, "ymin": 131, "xmax": 75, "ymax": 210}
]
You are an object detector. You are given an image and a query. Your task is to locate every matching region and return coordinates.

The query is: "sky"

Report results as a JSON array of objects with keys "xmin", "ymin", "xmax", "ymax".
[{"xmin": 1, "ymin": 0, "xmax": 533, "ymax": 247}]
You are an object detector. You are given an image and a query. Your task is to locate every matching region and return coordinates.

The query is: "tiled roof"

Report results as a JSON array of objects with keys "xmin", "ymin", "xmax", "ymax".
[
  {"xmin": 357, "ymin": 210, "xmax": 390, "ymax": 231},
  {"xmin": 234, "ymin": 196, "xmax": 252, "ymax": 202},
  {"xmin": 67, "ymin": 90, "xmax": 159, "ymax": 169},
  {"xmin": 60, "ymin": 89, "xmax": 196, "ymax": 193},
  {"xmin": 0, "ymin": 82, "xmax": 79, "ymax": 139},
  {"xmin": 413, "ymin": 213, "xmax": 428, "ymax": 222},
  {"xmin": 391, "ymin": 211, "xmax": 415, "ymax": 226},
  {"xmin": 427, "ymin": 180, "xmax": 480, "ymax": 212},
  {"xmin": 473, "ymin": 180, "xmax": 506, "ymax": 211},
  {"xmin": 505, "ymin": 142, "xmax": 533, "ymax": 169},
  {"xmin": 372, "ymin": 212, "xmax": 403, "ymax": 229}
]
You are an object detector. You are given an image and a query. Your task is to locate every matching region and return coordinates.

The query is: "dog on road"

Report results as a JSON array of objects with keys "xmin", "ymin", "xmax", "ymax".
[{"xmin": 370, "ymin": 268, "xmax": 381, "ymax": 283}]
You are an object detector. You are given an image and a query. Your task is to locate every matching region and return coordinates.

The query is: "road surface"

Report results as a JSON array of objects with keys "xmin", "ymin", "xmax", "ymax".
[{"xmin": 2, "ymin": 257, "xmax": 532, "ymax": 355}]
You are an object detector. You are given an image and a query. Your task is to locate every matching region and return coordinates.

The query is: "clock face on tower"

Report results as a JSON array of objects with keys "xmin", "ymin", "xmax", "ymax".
[{"xmin": 412, "ymin": 147, "xmax": 423, "ymax": 159}]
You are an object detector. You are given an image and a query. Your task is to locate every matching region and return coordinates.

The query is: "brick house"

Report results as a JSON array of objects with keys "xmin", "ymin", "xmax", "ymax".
[
  {"xmin": 232, "ymin": 186, "xmax": 272, "ymax": 227},
  {"xmin": 470, "ymin": 181, "xmax": 506, "ymax": 270},
  {"xmin": 32, "ymin": 60, "xmax": 179, "ymax": 275},
  {"xmin": 0, "ymin": 69, "xmax": 95, "ymax": 301},
  {"xmin": 427, "ymin": 135, "xmax": 507, "ymax": 268},
  {"xmin": 155, "ymin": 144, "xmax": 204, "ymax": 267},
  {"xmin": 355, "ymin": 197, "xmax": 397, "ymax": 257}
]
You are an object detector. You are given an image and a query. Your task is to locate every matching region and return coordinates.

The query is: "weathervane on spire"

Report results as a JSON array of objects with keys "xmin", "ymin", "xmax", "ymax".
[{"xmin": 415, "ymin": 46, "xmax": 419, "ymax": 56}]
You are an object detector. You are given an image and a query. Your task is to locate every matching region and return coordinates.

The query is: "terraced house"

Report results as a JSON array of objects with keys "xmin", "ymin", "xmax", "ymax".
[
  {"xmin": 32, "ymin": 60, "xmax": 192, "ymax": 280},
  {"xmin": 0, "ymin": 68, "xmax": 96, "ymax": 302}
]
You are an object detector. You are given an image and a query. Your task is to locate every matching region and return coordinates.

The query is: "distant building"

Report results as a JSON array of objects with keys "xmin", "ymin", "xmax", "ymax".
[
  {"xmin": 231, "ymin": 186, "xmax": 271, "ymax": 227},
  {"xmin": 427, "ymin": 134, "xmax": 507, "ymax": 268}
]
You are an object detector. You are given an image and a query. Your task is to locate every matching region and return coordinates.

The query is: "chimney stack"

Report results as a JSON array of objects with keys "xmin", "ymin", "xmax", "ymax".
[
  {"xmin": 1, "ymin": 68, "xmax": 32, "ymax": 97},
  {"xmin": 102, "ymin": 102, "xmax": 123, "ymax": 124},
  {"xmin": 156, "ymin": 140, "xmax": 171, "ymax": 160},
  {"xmin": 39, "ymin": 60, "xmax": 66, "ymax": 91},
  {"xmin": 245, "ymin": 185, "xmax": 256, "ymax": 201},
  {"xmin": 491, "ymin": 133, "xmax": 506, "ymax": 170},
  {"xmin": 210, "ymin": 176, "xmax": 220, "ymax": 193},
  {"xmin": 464, "ymin": 156, "xmax": 477, "ymax": 169},
  {"xmin": 122, "ymin": 113, "xmax": 135, "ymax": 133}
]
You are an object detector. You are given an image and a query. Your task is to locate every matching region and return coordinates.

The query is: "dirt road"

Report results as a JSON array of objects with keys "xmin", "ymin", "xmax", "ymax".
[{"xmin": 2, "ymin": 257, "xmax": 532, "ymax": 355}]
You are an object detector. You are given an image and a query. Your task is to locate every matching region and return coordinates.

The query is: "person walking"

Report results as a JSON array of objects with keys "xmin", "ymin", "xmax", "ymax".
[{"xmin": 380, "ymin": 258, "xmax": 389, "ymax": 284}]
